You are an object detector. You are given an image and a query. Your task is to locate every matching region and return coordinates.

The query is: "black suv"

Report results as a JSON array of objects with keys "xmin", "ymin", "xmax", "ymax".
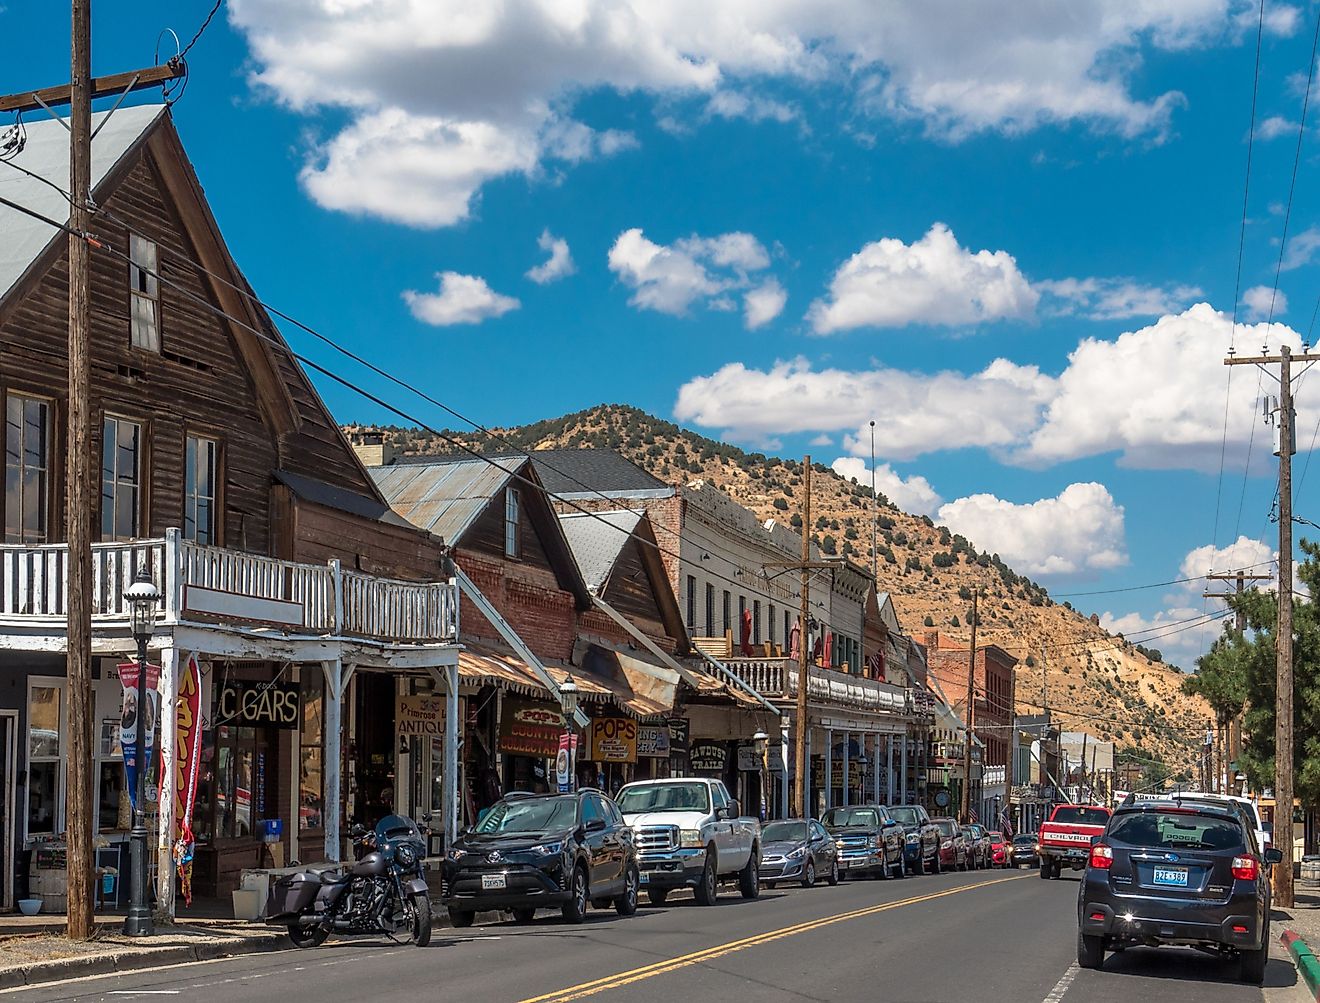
[
  {"xmin": 442, "ymin": 790, "xmax": 638, "ymax": 926},
  {"xmin": 886, "ymin": 804, "xmax": 941, "ymax": 875},
  {"xmin": 1077, "ymin": 799, "xmax": 1283, "ymax": 984}
]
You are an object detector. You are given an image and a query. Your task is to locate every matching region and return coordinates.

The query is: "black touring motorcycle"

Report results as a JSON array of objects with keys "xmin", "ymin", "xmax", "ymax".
[{"xmin": 266, "ymin": 814, "xmax": 432, "ymax": 948}]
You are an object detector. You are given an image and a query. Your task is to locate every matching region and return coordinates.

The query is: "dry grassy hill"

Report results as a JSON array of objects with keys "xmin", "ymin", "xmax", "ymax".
[{"xmin": 348, "ymin": 403, "xmax": 1211, "ymax": 776}]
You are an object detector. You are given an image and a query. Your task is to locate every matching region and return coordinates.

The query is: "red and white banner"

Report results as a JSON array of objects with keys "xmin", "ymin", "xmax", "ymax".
[{"xmin": 169, "ymin": 654, "xmax": 204, "ymax": 904}]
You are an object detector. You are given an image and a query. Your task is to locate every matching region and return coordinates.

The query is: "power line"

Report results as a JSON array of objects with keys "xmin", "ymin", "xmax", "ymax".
[
  {"xmin": 1050, "ymin": 561, "xmax": 1274, "ymax": 598},
  {"xmin": 178, "ymin": 0, "xmax": 224, "ymax": 61}
]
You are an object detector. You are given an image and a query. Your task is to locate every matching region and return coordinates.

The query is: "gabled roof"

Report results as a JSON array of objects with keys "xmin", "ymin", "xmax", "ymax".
[
  {"xmin": 530, "ymin": 448, "xmax": 670, "ymax": 498},
  {"xmin": 0, "ymin": 103, "xmax": 166, "ymax": 304},
  {"xmin": 368, "ymin": 454, "xmax": 523, "ymax": 541},
  {"xmin": 558, "ymin": 509, "xmax": 642, "ymax": 592}
]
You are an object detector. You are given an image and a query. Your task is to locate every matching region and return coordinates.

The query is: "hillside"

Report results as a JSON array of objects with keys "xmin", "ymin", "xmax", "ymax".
[{"xmin": 347, "ymin": 403, "xmax": 1211, "ymax": 775}]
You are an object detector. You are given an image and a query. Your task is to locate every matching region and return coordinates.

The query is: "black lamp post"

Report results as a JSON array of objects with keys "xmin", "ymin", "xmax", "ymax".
[{"xmin": 123, "ymin": 565, "xmax": 159, "ymax": 937}]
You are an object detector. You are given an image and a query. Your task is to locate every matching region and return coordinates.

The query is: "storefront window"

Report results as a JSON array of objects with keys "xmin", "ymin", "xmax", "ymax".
[
  {"xmin": 213, "ymin": 725, "xmax": 258, "ymax": 839},
  {"xmin": 27, "ymin": 686, "xmax": 61, "ymax": 836},
  {"xmin": 28, "ymin": 686, "xmax": 59, "ymax": 758},
  {"xmin": 299, "ymin": 671, "xmax": 324, "ymax": 830}
]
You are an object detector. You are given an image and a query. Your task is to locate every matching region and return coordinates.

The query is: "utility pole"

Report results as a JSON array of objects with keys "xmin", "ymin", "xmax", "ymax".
[
  {"xmin": 1225, "ymin": 345, "xmax": 1316, "ymax": 908},
  {"xmin": 960, "ymin": 590, "xmax": 980, "ymax": 823},
  {"xmin": 763, "ymin": 457, "xmax": 836, "ymax": 820},
  {"xmin": 869, "ymin": 421, "xmax": 878, "ymax": 583},
  {"xmin": 0, "ymin": 11, "xmax": 183, "ymax": 942},
  {"xmin": 1203, "ymin": 571, "xmax": 1271, "ymax": 794}
]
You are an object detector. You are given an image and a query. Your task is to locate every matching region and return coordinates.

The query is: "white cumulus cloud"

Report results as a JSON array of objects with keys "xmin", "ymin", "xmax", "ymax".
[
  {"xmin": 674, "ymin": 356, "xmax": 1056, "ymax": 457},
  {"xmin": 608, "ymin": 228, "xmax": 778, "ymax": 322},
  {"xmin": 228, "ymin": 0, "xmax": 1250, "ymax": 226},
  {"xmin": 1242, "ymin": 284, "xmax": 1286, "ymax": 321},
  {"xmin": 526, "ymin": 229, "xmax": 576, "ymax": 285},
  {"xmin": 831, "ymin": 457, "xmax": 944, "ymax": 516},
  {"xmin": 937, "ymin": 483, "xmax": 1128, "ymax": 578},
  {"xmin": 1179, "ymin": 535, "xmax": 1276, "ymax": 583},
  {"xmin": 1036, "ymin": 276, "xmax": 1203, "ymax": 320},
  {"xmin": 807, "ymin": 223, "xmax": 1039, "ymax": 333},
  {"xmin": 402, "ymin": 271, "xmax": 520, "ymax": 326}
]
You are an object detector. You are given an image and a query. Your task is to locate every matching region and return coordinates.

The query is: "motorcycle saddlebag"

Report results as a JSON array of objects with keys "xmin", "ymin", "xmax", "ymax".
[{"xmin": 265, "ymin": 872, "xmax": 320, "ymax": 918}]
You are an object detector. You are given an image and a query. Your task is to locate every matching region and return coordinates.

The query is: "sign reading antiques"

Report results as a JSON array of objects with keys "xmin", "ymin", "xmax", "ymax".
[
  {"xmin": 498, "ymin": 699, "xmax": 564, "ymax": 758},
  {"xmin": 217, "ymin": 680, "xmax": 301, "ymax": 729},
  {"xmin": 396, "ymin": 694, "xmax": 445, "ymax": 737},
  {"xmin": 589, "ymin": 717, "xmax": 638, "ymax": 762}
]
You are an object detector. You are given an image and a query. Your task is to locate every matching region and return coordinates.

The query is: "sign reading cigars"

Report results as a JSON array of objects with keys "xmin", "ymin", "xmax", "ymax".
[
  {"xmin": 218, "ymin": 680, "xmax": 300, "ymax": 728},
  {"xmin": 498, "ymin": 699, "xmax": 565, "ymax": 758},
  {"xmin": 589, "ymin": 717, "xmax": 637, "ymax": 763}
]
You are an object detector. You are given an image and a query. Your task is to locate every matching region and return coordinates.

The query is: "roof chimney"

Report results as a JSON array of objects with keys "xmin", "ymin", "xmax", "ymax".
[{"xmin": 349, "ymin": 429, "xmax": 396, "ymax": 467}]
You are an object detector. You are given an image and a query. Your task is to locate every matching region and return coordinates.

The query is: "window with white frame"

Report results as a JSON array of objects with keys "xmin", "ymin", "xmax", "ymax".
[
  {"xmin": 504, "ymin": 487, "xmax": 520, "ymax": 558},
  {"xmin": 101, "ymin": 417, "xmax": 141, "ymax": 541},
  {"xmin": 4, "ymin": 394, "xmax": 50, "ymax": 544},
  {"xmin": 129, "ymin": 234, "xmax": 160, "ymax": 351},
  {"xmin": 184, "ymin": 434, "xmax": 217, "ymax": 545},
  {"xmin": 26, "ymin": 684, "xmax": 61, "ymax": 836}
]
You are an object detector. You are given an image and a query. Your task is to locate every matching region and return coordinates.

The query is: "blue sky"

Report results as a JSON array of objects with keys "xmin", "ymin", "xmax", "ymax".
[{"xmin": 5, "ymin": 1, "xmax": 1320, "ymax": 665}]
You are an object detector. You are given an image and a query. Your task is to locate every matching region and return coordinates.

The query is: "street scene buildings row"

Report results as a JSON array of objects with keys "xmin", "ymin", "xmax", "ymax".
[{"xmin": 0, "ymin": 104, "xmax": 1087, "ymax": 917}]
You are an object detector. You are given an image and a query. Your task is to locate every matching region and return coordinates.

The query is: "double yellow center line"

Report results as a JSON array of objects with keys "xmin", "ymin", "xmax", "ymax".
[{"xmin": 517, "ymin": 874, "xmax": 1024, "ymax": 1002}]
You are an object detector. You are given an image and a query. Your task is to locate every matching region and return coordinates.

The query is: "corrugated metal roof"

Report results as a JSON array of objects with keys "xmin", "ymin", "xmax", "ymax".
[
  {"xmin": 368, "ymin": 456, "xmax": 523, "ymax": 542},
  {"xmin": 0, "ymin": 104, "xmax": 166, "ymax": 303},
  {"xmin": 529, "ymin": 448, "xmax": 668, "ymax": 497},
  {"xmin": 557, "ymin": 509, "xmax": 641, "ymax": 591}
]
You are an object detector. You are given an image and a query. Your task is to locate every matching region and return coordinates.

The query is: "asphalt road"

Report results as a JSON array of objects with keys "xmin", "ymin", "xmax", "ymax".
[{"xmin": 1, "ymin": 867, "xmax": 1307, "ymax": 1003}]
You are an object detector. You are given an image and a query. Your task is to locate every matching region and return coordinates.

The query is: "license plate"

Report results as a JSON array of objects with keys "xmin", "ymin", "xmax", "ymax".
[
  {"xmin": 1152, "ymin": 867, "xmax": 1188, "ymax": 887},
  {"xmin": 639, "ymin": 872, "xmax": 649, "ymax": 884},
  {"xmin": 842, "ymin": 859, "xmax": 857, "ymax": 868},
  {"xmin": 481, "ymin": 873, "xmax": 506, "ymax": 890}
]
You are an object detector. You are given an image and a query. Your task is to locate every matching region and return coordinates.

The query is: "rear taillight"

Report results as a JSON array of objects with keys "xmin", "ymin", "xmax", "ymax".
[
  {"xmin": 1231, "ymin": 856, "xmax": 1259, "ymax": 881},
  {"xmin": 1089, "ymin": 844, "xmax": 1113, "ymax": 869}
]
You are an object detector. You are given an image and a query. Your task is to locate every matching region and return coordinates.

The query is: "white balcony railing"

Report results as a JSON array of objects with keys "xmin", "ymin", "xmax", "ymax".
[
  {"xmin": 1, "ymin": 529, "xmax": 458, "ymax": 645},
  {"xmin": 719, "ymin": 656, "xmax": 910, "ymax": 714}
]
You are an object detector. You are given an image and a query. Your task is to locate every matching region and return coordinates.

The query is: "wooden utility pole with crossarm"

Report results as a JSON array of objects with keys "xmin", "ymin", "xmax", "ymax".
[
  {"xmin": 1203, "ymin": 570, "xmax": 1272, "ymax": 794},
  {"xmin": 0, "ymin": 6, "xmax": 182, "ymax": 940},
  {"xmin": 1224, "ymin": 345, "xmax": 1320, "ymax": 908}
]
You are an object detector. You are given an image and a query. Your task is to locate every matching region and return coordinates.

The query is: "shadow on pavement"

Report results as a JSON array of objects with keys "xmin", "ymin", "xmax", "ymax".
[{"xmin": 1094, "ymin": 946, "xmax": 1296, "ymax": 988}]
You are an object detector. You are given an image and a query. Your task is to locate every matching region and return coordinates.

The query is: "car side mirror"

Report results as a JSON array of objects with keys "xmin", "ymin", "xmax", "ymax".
[
  {"xmin": 729, "ymin": 800, "xmax": 741, "ymax": 817},
  {"xmin": 1265, "ymin": 847, "xmax": 1284, "ymax": 865},
  {"xmin": 715, "ymin": 807, "xmax": 731, "ymax": 820},
  {"xmin": 586, "ymin": 818, "xmax": 607, "ymax": 833}
]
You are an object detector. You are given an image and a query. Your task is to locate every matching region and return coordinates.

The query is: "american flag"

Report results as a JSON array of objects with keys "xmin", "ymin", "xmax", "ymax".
[
  {"xmin": 969, "ymin": 807, "xmax": 978, "ymax": 823},
  {"xmin": 999, "ymin": 807, "xmax": 1014, "ymax": 839}
]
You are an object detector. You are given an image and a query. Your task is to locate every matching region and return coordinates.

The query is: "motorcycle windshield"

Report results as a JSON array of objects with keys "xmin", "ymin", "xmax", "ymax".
[{"xmin": 375, "ymin": 814, "xmax": 420, "ymax": 840}]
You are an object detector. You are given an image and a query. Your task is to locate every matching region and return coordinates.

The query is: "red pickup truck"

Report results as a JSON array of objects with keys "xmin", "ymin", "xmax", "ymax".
[{"xmin": 1037, "ymin": 804, "xmax": 1111, "ymax": 879}]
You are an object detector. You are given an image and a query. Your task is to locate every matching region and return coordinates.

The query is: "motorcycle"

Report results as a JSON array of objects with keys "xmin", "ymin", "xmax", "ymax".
[{"xmin": 265, "ymin": 814, "xmax": 432, "ymax": 948}]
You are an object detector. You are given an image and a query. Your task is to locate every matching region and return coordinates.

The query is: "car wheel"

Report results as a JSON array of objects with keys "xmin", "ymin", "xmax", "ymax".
[
  {"xmin": 561, "ymin": 865, "xmax": 589, "ymax": 924},
  {"xmin": 827, "ymin": 859, "xmax": 840, "ymax": 886},
  {"xmin": 932, "ymin": 852, "xmax": 941, "ymax": 875},
  {"xmin": 615, "ymin": 864, "xmax": 639, "ymax": 917},
  {"xmin": 512, "ymin": 908, "xmax": 537, "ymax": 924},
  {"xmin": 913, "ymin": 853, "xmax": 925, "ymax": 876},
  {"xmin": 801, "ymin": 859, "xmax": 817, "ymax": 889},
  {"xmin": 646, "ymin": 888, "xmax": 669, "ymax": 906},
  {"xmin": 1077, "ymin": 930, "xmax": 1106, "ymax": 970},
  {"xmin": 694, "ymin": 851, "xmax": 719, "ymax": 906},
  {"xmin": 739, "ymin": 849, "xmax": 760, "ymax": 899},
  {"xmin": 1241, "ymin": 918, "xmax": 1270, "ymax": 984},
  {"xmin": 892, "ymin": 854, "xmax": 905, "ymax": 879},
  {"xmin": 447, "ymin": 907, "xmax": 475, "ymax": 929}
]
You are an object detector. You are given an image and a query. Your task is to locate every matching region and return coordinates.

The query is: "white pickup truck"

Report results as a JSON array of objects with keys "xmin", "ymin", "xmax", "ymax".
[{"xmin": 616, "ymin": 777, "xmax": 761, "ymax": 905}]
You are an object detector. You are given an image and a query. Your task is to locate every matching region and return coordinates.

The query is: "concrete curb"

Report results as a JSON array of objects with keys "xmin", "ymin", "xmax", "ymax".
[
  {"xmin": 0, "ymin": 931, "xmax": 290, "ymax": 990},
  {"xmin": 1283, "ymin": 929, "xmax": 1320, "ymax": 1001}
]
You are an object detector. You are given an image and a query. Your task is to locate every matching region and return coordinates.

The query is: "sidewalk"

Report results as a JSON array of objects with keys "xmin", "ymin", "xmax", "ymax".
[{"xmin": 1276, "ymin": 885, "xmax": 1320, "ymax": 1001}]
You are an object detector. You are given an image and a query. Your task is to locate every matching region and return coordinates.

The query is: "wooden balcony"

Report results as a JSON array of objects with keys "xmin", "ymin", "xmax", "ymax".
[
  {"xmin": 718, "ymin": 655, "xmax": 912, "ymax": 715},
  {"xmin": 0, "ymin": 528, "xmax": 458, "ymax": 645}
]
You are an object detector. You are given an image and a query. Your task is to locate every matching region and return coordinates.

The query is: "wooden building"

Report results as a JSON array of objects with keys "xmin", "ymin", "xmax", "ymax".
[{"xmin": 0, "ymin": 105, "xmax": 460, "ymax": 910}]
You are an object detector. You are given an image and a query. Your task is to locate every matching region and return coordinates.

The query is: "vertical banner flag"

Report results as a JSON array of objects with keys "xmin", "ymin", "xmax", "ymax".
[
  {"xmin": 119, "ymin": 660, "xmax": 161, "ymax": 812},
  {"xmin": 169, "ymin": 655, "xmax": 203, "ymax": 905},
  {"xmin": 556, "ymin": 732, "xmax": 578, "ymax": 793}
]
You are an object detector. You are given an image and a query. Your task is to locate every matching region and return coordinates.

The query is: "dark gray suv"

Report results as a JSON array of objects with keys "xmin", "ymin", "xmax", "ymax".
[{"xmin": 1077, "ymin": 799, "xmax": 1284, "ymax": 984}]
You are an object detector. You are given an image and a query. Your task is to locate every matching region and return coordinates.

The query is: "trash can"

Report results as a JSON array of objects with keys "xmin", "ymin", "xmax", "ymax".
[{"xmin": 1302, "ymin": 856, "xmax": 1320, "ymax": 888}]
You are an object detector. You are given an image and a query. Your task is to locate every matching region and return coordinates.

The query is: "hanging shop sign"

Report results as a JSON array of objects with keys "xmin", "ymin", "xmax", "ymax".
[
  {"xmin": 688, "ymin": 741, "xmax": 728, "ymax": 773},
  {"xmin": 498, "ymin": 699, "xmax": 564, "ymax": 758},
  {"xmin": 218, "ymin": 680, "xmax": 301, "ymax": 728},
  {"xmin": 636, "ymin": 725, "xmax": 671, "ymax": 758},
  {"xmin": 589, "ymin": 717, "xmax": 638, "ymax": 763},
  {"xmin": 666, "ymin": 717, "xmax": 690, "ymax": 753},
  {"xmin": 118, "ymin": 661, "xmax": 161, "ymax": 812},
  {"xmin": 736, "ymin": 744, "xmax": 762, "ymax": 772},
  {"xmin": 397, "ymin": 694, "xmax": 445, "ymax": 737}
]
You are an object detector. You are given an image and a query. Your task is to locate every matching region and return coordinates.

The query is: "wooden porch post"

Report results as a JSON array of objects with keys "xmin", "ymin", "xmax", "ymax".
[
  {"xmin": 443, "ymin": 664, "xmax": 460, "ymax": 845},
  {"xmin": 154, "ymin": 645, "xmax": 178, "ymax": 922},
  {"xmin": 900, "ymin": 731, "xmax": 909, "ymax": 804},
  {"xmin": 322, "ymin": 658, "xmax": 345, "ymax": 862}
]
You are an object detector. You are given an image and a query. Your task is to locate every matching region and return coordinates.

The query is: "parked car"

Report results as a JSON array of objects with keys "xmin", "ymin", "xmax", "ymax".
[
  {"xmin": 615, "ymin": 777, "xmax": 761, "ymax": 906},
  {"xmin": 759, "ymin": 819, "xmax": 840, "ymax": 888},
  {"xmin": 886, "ymin": 804, "xmax": 941, "ymax": 875},
  {"xmin": 821, "ymin": 804, "xmax": 905, "ymax": 879},
  {"xmin": 930, "ymin": 817, "xmax": 970, "ymax": 872},
  {"xmin": 1077, "ymin": 799, "xmax": 1283, "ymax": 984},
  {"xmin": 987, "ymin": 830, "xmax": 1008, "ymax": 868},
  {"xmin": 964, "ymin": 824, "xmax": 992, "ymax": 869},
  {"xmin": 1010, "ymin": 833, "xmax": 1039, "ymax": 868},
  {"xmin": 442, "ymin": 789, "xmax": 638, "ymax": 926}
]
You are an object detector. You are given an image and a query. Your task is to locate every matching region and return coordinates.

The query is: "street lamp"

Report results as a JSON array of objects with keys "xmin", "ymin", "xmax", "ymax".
[
  {"xmin": 124, "ymin": 565, "xmax": 159, "ymax": 937},
  {"xmin": 559, "ymin": 677, "xmax": 579, "ymax": 793}
]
